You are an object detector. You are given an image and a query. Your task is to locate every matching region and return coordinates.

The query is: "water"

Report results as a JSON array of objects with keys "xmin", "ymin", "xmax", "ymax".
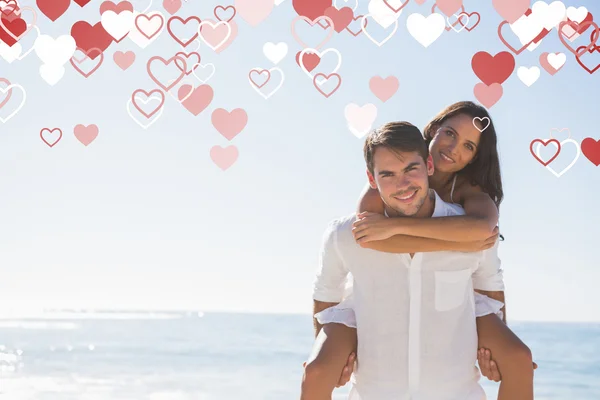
[{"xmin": 0, "ymin": 311, "xmax": 598, "ymax": 399}]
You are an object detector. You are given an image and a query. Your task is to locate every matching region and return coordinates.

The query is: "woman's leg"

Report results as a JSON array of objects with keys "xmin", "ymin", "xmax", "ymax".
[
  {"xmin": 300, "ymin": 323, "xmax": 358, "ymax": 400},
  {"xmin": 476, "ymin": 314, "xmax": 534, "ymax": 400}
]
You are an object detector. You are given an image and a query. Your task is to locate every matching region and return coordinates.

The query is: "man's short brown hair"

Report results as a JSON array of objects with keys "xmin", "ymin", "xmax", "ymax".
[{"xmin": 363, "ymin": 121, "xmax": 429, "ymax": 174}]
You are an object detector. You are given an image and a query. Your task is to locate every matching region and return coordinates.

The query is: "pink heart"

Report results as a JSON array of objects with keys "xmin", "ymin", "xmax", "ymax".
[
  {"xmin": 162, "ymin": 0, "xmax": 181, "ymax": 15},
  {"xmin": 313, "ymin": 73, "xmax": 342, "ymax": 98},
  {"xmin": 434, "ymin": 0, "xmax": 463, "ymax": 17},
  {"xmin": 0, "ymin": 78, "xmax": 13, "ymax": 110},
  {"xmin": 291, "ymin": 15, "xmax": 334, "ymax": 50},
  {"xmin": 473, "ymin": 82, "xmax": 503, "ymax": 109},
  {"xmin": 210, "ymin": 145, "xmax": 238, "ymax": 170},
  {"xmin": 248, "ymin": 69, "xmax": 271, "ymax": 88},
  {"xmin": 211, "ymin": 108, "xmax": 248, "ymax": 141},
  {"xmin": 99, "ymin": 1, "xmax": 133, "ymax": 14},
  {"xmin": 369, "ymin": 75, "xmax": 399, "ymax": 102},
  {"xmin": 146, "ymin": 55, "xmax": 186, "ymax": 91},
  {"xmin": 131, "ymin": 89, "xmax": 165, "ymax": 119},
  {"xmin": 214, "ymin": 5, "xmax": 236, "ymax": 22},
  {"xmin": 179, "ymin": 84, "xmax": 213, "ymax": 116},
  {"xmin": 492, "ymin": 0, "xmax": 529, "ymax": 23},
  {"xmin": 74, "ymin": 124, "xmax": 99, "ymax": 146},
  {"xmin": 413, "ymin": 0, "xmax": 427, "ymax": 4},
  {"xmin": 113, "ymin": 50, "xmax": 135, "ymax": 70}
]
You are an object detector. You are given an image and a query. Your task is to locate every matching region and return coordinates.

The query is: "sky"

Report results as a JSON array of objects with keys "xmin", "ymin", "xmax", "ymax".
[{"xmin": 0, "ymin": 0, "xmax": 599, "ymax": 322}]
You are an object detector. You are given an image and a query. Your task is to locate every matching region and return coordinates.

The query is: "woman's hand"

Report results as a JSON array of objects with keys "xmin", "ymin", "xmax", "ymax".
[{"xmin": 352, "ymin": 212, "xmax": 398, "ymax": 243}]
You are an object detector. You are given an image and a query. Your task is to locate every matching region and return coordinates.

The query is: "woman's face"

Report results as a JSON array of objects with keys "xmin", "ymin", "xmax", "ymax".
[{"xmin": 428, "ymin": 113, "xmax": 482, "ymax": 173}]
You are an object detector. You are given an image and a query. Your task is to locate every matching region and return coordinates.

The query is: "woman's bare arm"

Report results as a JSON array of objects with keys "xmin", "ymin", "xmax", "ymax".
[{"xmin": 357, "ymin": 182, "xmax": 385, "ymax": 214}]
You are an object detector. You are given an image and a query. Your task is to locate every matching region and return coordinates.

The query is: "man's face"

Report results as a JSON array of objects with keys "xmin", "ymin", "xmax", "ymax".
[{"xmin": 367, "ymin": 147, "xmax": 434, "ymax": 217}]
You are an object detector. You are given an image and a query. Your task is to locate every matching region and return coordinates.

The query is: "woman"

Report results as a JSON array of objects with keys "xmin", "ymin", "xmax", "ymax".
[{"xmin": 301, "ymin": 101, "xmax": 535, "ymax": 400}]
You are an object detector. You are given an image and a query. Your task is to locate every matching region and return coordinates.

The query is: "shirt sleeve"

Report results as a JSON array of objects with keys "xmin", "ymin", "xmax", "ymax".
[
  {"xmin": 472, "ymin": 240, "xmax": 505, "ymax": 292},
  {"xmin": 312, "ymin": 219, "xmax": 350, "ymax": 303}
]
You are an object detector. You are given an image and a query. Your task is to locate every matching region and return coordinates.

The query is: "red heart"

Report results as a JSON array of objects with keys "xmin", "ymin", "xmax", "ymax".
[
  {"xmin": 73, "ymin": 0, "xmax": 92, "ymax": 6},
  {"xmin": 295, "ymin": 51, "xmax": 321, "ymax": 72},
  {"xmin": 581, "ymin": 137, "xmax": 600, "ymax": 166},
  {"xmin": 214, "ymin": 5, "xmax": 236, "ymax": 23},
  {"xmin": 383, "ymin": 0, "xmax": 409, "ymax": 13},
  {"xmin": 345, "ymin": 14, "xmax": 366, "ymax": 37},
  {"xmin": 36, "ymin": 0, "xmax": 70, "ymax": 22},
  {"xmin": 71, "ymin": 21, "xmax": 113, "ymax": 59},
  {"xmin": 0, "ymin": 14, "xmax": 26, "ymax": 46},
  {"xmin": 457, "ymin": 11, "xmax": 481, "ymax": 32},
  {"xmin": 292, "ymin": 0, "xmax": 331, "ymax": 20},
  {"xmin": 575, "ymin": 45, "xmax": 600, "ymax": 74},
  {"xmin": 471, "ymin": 51, "xmax": 515, "ymax": 85},
  {"xmin": 166, "ymin": 16, "xmax": 201, "ymax": 47},
  {"xmin": 529, "ymin": 139, "xmax": 561, "ymax": 166},
  {"xmin": 323, "ymin": 6, "xmax": 353, "ymax": 33}
]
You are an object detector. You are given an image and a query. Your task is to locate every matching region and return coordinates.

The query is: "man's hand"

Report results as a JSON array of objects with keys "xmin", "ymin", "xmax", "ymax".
[
  {"xmin": 477, "ymin": 348, "xmax": 538, "ymax": 382},
  {"xmin": 336, "ymin": 352, "xmax": 356, "ymax": 387},
  {"xmin": 458, "ymin": 227, "xmax": 499, "ymax": 252},
  {"xmin": 352, "ymin": 212, "xmax": 396, "ymax": 243}
]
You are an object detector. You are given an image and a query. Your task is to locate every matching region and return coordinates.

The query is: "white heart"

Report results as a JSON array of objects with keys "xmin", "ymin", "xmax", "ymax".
[
  {"xmin": 34, "ymin": 34, "xmax": 76, "ymax": 66},
  {"xmin": 566, "ymin": 6, "xmax": 588, "ymax": 23},
  {"xmin": 361, "ymin": 14, "xmax": 399, "ymax": 47},
  {"xmin": 517, "ymin": 66, "xmax": 540, "ymax": 87},
  {"xmin": 535, "ymin": 138, "xmax": 581, "ymax": 178},
  {"xmin": 345, "ymin": 103, "xmax": 378, "ymax": 138},
  {"xmin": 248, "ymin": 67, "xmax": 285, "ymax": 100},
  {"xmin": 547, "ymin": 52, "xmax": 566, "ymax": 70},
  {"xmin": 368, "ymin": 0, "xmax": 403, "ymax": 29},
  {"xmin": 39, "ymin": 64, "xmax": 65, "ymax": 86},
  {"xmin": 0, "ymin": 84, "xmax": 27, "ymax": 124},
  {"xmin": 127, "ymin": 94, "xmax": 164, "ymax": 130},
  {"xmin": 263, "ymin": 42, "xmax": 288, "ymax": 65},
  {"xmin": 192, "ymin": 62, "xmax": 216, "ymax": 84},
  {"xmin": 406, "ymin": 13, "xmax": 446, "ymax": 48}
]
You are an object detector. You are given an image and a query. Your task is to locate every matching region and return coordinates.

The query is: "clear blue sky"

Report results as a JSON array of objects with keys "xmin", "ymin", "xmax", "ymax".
[{"xmin": 0, "ymin": 0, "xmax": 599, "ymax": 322}]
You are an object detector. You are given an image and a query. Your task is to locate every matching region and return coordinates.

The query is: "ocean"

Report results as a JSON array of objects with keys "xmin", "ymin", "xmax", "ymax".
[{"xmin": 0, "ymin": 311, "xmax": 599, "ymax": 399}]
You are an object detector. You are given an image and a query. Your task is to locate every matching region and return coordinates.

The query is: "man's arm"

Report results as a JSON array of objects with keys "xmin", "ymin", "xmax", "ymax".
[
  {"xmin": 475, "ymin": 289, "xmax": 507, "ymax": 324},
  {"xmin": 312, "ymin": 220, "xmax": 349, "ymax": 333},
  {"xmin": 313, "ymin": 300, "xmax": 339, "ymax": 337},
  {"xmin": 473, "ymin": 240, "xmax": 506, "ymax": 322}
]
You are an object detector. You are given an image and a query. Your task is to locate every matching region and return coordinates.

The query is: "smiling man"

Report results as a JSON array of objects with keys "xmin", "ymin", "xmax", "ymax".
[{"xmin": 304, "ymin": 121, "xmax": 505, "ymax": 400}]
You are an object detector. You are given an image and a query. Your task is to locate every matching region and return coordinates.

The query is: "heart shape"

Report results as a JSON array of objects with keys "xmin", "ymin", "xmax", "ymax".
[
  {"xmin": 136, "ymin": 14, "xmax": 165, "ymax": 39},
  {"xmin": 291, "ymin": 15, "xmax": 334, "ymax": 50},
  {"xmin": 131, "ymin": 88, "xmax": 165, "ymax": 118},
  {"xmin": 581, "ymin": 137, "xmax": 600, "ymax": 166},
  {"xmin": 534, "ymin": 138, "xmax": 581, "ymax": 177},
  {"xmin": 0, "ymin": 82, "xmax": 25, "ymax": 123},
  {"xmin": 214, "ymin": 5, "xmax": 236, "ymax": 23},
  {"xmin": 0, "ymin": 77, "xmax": 12, "ymax": 109},
  {"xmin": 558, "ymin": 20, "xmax": 600, "ymax": 56},
  {"xmin": 40, "ymin": 128, "xmax": 62, "ymax": 148},
  {"xmin": 248, "ymin": 69, "xmax": 271, "ymax": 88},
  {"xmin": 345, "ymin": 14, "xmax": 366, "ymax": 37},
  {"xmin": 166, "ymin": 16, "xmax": 201, "ymax": 47},
  {"xmin": 174, "ymin": 51, "xmax": 200, "ymax": 75},
  {"xmin": 530, "ymin": 139, "xmax": 561, "ymax": 166},
  {"xmin": 70, "ymin": 47, "xmax": 104, "ymax": 77},
  {"xmin": 313, "ymin": 73, "xmax": 341, "ymax": 98},
  {"xmin": 457, "ymin": 11, "xmax": 481, "ymax": 32},
  {"xmin": 248, "ymin": 67, "xmax": 284, "ymax": 99},
  {"xmin": 497, "ymin": 20, "xmax": 541, "ymax": 55},
  {"xmin": 146, "ymin": 55, "xmax": 186, "ymax": 91},
  {"xmin": 575, "ymin": 44, "xmax": 600, "ymax": 74}
]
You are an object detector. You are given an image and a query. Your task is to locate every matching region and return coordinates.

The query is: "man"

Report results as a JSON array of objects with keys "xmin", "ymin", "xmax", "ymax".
[{"xmin": 305, "ymin": 122, "xmax": 505, "ymax": 399}]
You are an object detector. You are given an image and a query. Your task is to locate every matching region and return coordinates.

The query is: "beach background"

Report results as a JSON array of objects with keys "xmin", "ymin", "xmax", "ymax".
[
  {"xmin": 1, "ymin": 311, "xmax": 600, "ymax": 399},
  {"xmin": 2, "ymin": 0, "xmax": 600, "ymax": 398}
]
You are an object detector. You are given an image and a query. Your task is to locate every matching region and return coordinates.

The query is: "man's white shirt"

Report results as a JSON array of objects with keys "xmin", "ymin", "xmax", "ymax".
[{"xmin": 312, "ymin": 190, "xmax": 505, "ymax": 400}]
